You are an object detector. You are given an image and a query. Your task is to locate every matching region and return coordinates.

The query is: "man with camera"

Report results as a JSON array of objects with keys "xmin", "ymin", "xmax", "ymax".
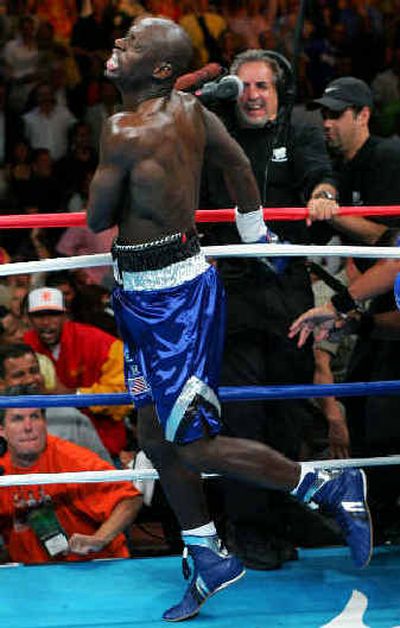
[
  {"xmin": 0, "ymin": 386, "xmax": 141, "ymax": 564},
  {"xmin": 199, "ymin": 49, "xmax": 341, "ymax": 569}
]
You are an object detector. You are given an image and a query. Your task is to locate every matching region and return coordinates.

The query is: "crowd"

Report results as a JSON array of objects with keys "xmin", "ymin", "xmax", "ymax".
[{"xmin": 0, "ymin": 0, "xmax": 397, "ymax": 584}]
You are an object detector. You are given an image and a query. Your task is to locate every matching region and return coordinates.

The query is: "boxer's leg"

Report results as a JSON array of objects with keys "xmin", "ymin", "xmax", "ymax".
[
  {"xmin": 138, "ymin": 405, "xmax": 245, "ymax": 622},
  {"xmin": 137, "ymin": 404, "xmax": 209, "ymax": 529}
]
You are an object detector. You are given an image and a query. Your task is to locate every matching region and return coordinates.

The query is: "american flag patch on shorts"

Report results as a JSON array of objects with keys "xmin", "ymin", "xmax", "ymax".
[
  {"xmin": 130, "ymin": 374, "xmax": 150, "ymax": 396},
  {"xmin": 125, "ymin": 354, "xmax": 151, "ymax": 398}
]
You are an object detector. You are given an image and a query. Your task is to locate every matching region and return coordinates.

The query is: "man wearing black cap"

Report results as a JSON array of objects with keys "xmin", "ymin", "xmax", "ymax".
[
  {"xmin": 302, "ymin": 76, "xmax": 400, "ymax": 545},
  {"xmin": 308, "ymin": 76, "xmax": 400, "ymax": 238}
]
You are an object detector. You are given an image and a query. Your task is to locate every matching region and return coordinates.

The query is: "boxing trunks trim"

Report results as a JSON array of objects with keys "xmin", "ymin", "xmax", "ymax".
[
  {"xmin": 112, "ymin": 232, "xmax": 208, "ymax": 291},
  {"xmin": 165, "ymin": 375, "xmax": 221, "ymax": 442}
]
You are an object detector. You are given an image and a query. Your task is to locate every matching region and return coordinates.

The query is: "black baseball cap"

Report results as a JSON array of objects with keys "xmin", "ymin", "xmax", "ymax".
[{"xmin": 309, "ymin": 77, "xmax": 373, "ymax": 111}]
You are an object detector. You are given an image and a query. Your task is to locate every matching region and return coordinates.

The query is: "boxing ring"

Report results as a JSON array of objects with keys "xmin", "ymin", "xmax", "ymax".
[
  {"xmin": 2, "ymin": 207, "xmax": 400, "ymax": 627},
  {"xmin": 1, "ymin": 546, "xmax": 399, "ymax": 627}
]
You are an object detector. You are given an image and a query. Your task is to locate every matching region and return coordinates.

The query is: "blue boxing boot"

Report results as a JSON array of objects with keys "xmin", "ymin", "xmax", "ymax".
[
  {"xmin": 163, "ymin": 534, "xmax": 245, "ymax": 622},
  {"xmin": 295, "ymin": 467, "xmax": 372, "ymax": 568}
]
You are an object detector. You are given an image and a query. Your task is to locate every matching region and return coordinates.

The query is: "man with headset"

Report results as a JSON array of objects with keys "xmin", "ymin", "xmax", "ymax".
[{"xmin": 200, "ymin": 49, "xmax": 341, "ymax": 569}]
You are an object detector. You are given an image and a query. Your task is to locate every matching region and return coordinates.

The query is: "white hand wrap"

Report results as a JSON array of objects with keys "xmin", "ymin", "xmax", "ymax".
[{"xmin": 235, "ymin": 206, "xmax": 267, "ymax": 243}]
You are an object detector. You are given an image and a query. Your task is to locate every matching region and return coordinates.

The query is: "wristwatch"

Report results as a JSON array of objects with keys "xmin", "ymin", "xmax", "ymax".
[{"xmin": 313, "ymin": 190, "xmax": 337, "ymax": 201}]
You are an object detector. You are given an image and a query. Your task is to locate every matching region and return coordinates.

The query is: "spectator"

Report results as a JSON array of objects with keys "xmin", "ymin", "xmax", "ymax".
[
  {"xmin": 307, "ymin": 77, "xmax": 400, "ymax": 239},
  {"xmin": 0, "ymin": 0, "xmax": 12, "ymax": 61},
  {"xmin": 226, "ymin": 0, "xmax": 269, "ymax": 49},
  {"xmin": 217, "ymin": 28, "xmax": 246, "ymax": 68},
  {"xmin": 179, "ymin": 0, "xmax": 227, "ymax": 68},
  {"xmin": 56, "ymin": 121, "xmax": 98, "ymax": 203},
  {"xmin": 0, "ymin": 291, "xmax": 34, "ymax": 344},
  {"xmin": 12, "ymin": 149, "xmax": 66, "ymax": 259},
  {"xmin": 350, "ymin": 11, "xmax": 385, "ymax": 84},
  {"xmin": 12, "ymin": 148, "xmax": 64, "ymax": 215},
  {"xmin": 35, "ymin": 21, "xmax": 82, "ymax": 117},
  {"xmin": 5, "ymin": 139, "xmax": 32, "ymax": 198},
  {"xmin": 371, "ymin": 47, "xmax": 400, "ymax": 137},
  {"xmin": 0, "ymin": 79, "xmax": 24, "ymax": 180},
  {"xmin": 3, "ymin": 263, "xmax": 32, "ymax": 294},
  {"xmin": 46, "ymin": 272, "xmax": 118, "ymax": 335},
  {"xmin": 0, "ymin": 307, "xmax": 26, "ymax": 345},
  {"xmin": 0, "ymin": 386, "xmax": 141, "ymax": 564},
  {"xmin": 0, "ymin": 343, "xmax": 112, "ymax": 462},
  {"xmin": 199, "ymin": 48, "xmax": 338, "ymax": 569},
  {"xmin": 3, "ymin": 15, "xmax": 39, "ymax": 113},
  {"xmin": 23, "ymin": 287, "xmax": 130, "ymax": 458},
  {"xmin": 9, "ymin": 285, "xmax": 28, "ymax": 318},
  {"xmin": 22, "ymin": 82, "xmax": 76, "ymax": 162},
  {"xmin": 27, "ymin": 0, "xmax": 77, "ymax": 42},
  {"xmin": 44, "ymin": 271, "xmax": 78, "ymax": 315},
  {"xmin": 70, "ymin": 0, "xmax": 115, "ymax": 95}
]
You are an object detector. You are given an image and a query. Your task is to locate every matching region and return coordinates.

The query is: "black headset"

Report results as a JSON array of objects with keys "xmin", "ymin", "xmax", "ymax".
[{"xmin": 259, "ymin": 50, "xmax": 296, "ymax": 107}]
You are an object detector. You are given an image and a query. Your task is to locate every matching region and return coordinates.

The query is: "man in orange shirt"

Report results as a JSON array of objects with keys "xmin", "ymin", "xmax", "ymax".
[{"xmin": 0, "ymin": 386, "xmax": 142, "ymax": 564}]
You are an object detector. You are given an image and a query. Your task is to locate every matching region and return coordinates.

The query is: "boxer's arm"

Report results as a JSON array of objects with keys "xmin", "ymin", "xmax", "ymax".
[
  {"xmin": 202, "ymin": 107, "xmax": 261, "ymax": 215},
  {"xmin": 87, "ymin": 119, "xmax": 127, "ymax": 233},
  {"xmin": 202, "ymin": 107, "xmax": 283, "ymax": 245}
]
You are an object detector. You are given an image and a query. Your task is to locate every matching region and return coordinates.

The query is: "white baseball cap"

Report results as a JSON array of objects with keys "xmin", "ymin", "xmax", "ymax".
[{"xmin": 27, "ymin": 287, "xmax": 65, "ymax": 313}]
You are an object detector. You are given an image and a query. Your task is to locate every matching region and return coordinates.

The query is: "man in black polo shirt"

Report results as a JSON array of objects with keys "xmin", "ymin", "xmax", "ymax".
[
  {"xmin": 308, "ymin": 76, "xmax": 400, "ymax": 233},
  {"xmin": 200, "ymin": 49, "xmax": 340, "ymax": 568},
  {"xmin": 300, "ymin": 76, "xmax": 400, "ymax": 544}
]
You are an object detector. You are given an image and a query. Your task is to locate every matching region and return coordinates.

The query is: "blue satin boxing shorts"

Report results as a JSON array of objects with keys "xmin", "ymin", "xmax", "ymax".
[
  {"xmin": 394, "ymin": 272, "xmax": 400, "ymax": 310},
  {"xmin": 111, "ymin": 233, "xmax": 225, "ymax": 444}
]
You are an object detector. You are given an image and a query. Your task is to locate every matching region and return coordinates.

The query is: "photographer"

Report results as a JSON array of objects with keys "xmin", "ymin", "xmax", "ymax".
[
  {"xmin": 0, "ymin": 386, "xmax": 141, "ymax": 564},
  {"xmin": 198, "ymin": 49, "xmax": 339, "ymax": 569}
]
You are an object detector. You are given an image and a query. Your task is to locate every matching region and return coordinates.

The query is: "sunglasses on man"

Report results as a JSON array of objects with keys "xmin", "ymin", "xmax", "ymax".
[
  {"xmin": 321, "ymin": 107, "xmax": 348, "ymax": 120},
  {"xmin": 321, "ymin": 106, "xmax": 363, "ymax": 120}
]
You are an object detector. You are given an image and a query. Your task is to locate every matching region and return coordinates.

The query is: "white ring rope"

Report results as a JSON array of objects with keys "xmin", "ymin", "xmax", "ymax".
[
  {"xmin": 0, "ymin": 243, "xmax": 396, "ymax": 486},
  {"xmin": 1, "ymin": 455, "xmax": 399, "ymax": 487},
  {"xmin": 2, "ymin": 244, "xmax": 400, "ymax": 276}
]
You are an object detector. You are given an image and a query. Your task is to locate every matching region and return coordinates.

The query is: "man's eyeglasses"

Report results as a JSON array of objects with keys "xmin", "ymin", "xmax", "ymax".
[{"xmin": 321, "ymin": 107, "xmax": 348, "ymax": 120}]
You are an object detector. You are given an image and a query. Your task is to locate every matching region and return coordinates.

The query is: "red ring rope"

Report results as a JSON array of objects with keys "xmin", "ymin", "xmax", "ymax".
[{"xmin": 1, "ymin": 206, "xmax": 400, "ymax": 228}]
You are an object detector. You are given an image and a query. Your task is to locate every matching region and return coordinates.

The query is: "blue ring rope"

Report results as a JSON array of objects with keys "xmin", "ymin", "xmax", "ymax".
[{"xmin": 2, "ymin": 380, "xmax": 400, "ymax": 408}]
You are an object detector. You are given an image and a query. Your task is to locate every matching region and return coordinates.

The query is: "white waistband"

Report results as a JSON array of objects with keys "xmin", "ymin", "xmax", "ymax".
[{"xmin": 116, "ymin": 252, "xmax": 209, "ymax": 291}]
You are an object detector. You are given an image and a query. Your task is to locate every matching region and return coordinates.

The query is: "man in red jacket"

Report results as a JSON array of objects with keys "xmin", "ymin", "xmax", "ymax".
[{"xmin": 23, "ymin": 287, "xmax": 130, "ymax": 458}]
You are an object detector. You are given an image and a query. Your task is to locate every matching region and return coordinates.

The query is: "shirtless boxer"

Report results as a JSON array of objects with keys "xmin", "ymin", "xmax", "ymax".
[{"xmin": 87, "ymin": 16, "xmax": 372, "ymax": 623}]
